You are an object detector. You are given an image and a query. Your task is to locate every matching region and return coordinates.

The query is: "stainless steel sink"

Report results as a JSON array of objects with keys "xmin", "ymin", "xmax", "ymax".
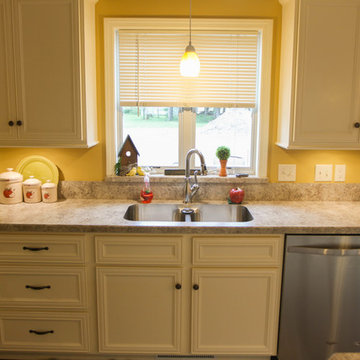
[{"xmin": 124, "ymin": 203, "xmax": 253, "ymax": 223}]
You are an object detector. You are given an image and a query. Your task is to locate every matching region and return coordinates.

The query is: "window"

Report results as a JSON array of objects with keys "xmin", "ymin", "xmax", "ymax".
[{"xmin": 105, "ymin": 19, "xmax": 273, "ymax": 176}]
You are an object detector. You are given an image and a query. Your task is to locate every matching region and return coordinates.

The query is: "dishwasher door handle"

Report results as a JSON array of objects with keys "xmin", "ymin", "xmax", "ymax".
[{"xmin": 288, "ymin": 246, "xmax": 360, "ymax": 256}]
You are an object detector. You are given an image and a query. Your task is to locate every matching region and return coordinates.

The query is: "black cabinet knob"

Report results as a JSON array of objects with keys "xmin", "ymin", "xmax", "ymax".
[
  {"xmin": 8, "ymin": 121, "xmax": 14, "ymax": 127},
  {"xmin": 16, "ymin": 120, "xmax": 22, "ymax": 126},
  {"xmin": 175, "ymin": 283, "xmax": 182, "ymax": 290},
  {"xmin": 355, "ymin": 122, "xmax": 360, "ymax": 128},
  {"xmin": 193, "ymin": 284, "xmax": 199, "ymax": 290}
]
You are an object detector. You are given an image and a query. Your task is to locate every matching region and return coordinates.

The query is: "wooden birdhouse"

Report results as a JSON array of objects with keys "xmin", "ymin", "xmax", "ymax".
[{"xmin": 118, "ymin": 135, "xmax": 140, "ymax": 169}]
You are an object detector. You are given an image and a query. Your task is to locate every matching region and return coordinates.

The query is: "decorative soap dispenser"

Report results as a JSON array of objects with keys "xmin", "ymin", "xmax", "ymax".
[{"xmin": 140, "ymin": 173, "xmax": 153, "ymax": 203}]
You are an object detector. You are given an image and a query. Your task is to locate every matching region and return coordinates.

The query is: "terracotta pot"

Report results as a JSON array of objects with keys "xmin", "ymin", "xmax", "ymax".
[{"xmin": 219, "ymin": 159, "xmax": 228, "ymax": 177}]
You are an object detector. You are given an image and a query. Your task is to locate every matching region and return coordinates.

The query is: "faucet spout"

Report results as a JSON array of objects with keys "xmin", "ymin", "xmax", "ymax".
[{"xmin": 184, "ymin": 149, "xmax": 207, "ymax": 204}]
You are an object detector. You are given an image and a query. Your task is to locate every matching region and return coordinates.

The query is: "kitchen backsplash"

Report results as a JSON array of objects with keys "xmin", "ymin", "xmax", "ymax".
[{"xmin": 59, "ymin": 177, "xmax": 360, "ymax": 201}]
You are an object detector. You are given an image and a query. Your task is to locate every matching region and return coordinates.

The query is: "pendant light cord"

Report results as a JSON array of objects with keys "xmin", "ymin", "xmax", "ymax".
[{"xmin": 189, "ymin": 0, "xmax": 192, "ymax": 45}]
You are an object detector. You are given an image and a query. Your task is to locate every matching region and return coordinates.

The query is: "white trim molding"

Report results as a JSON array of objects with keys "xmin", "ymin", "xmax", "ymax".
[{"xmin": 104, "ymin": 18, "xmax": 273, "ymax": 177}]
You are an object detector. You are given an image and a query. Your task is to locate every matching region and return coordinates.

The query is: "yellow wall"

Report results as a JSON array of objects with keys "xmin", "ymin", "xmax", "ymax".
[{"xmin": 1, "ymin": 0, "xmax": 360, "ymax": 182}]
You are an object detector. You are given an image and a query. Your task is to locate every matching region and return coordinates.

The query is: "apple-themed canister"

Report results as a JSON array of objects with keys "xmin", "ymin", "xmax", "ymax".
[
  {"xmin": 0, "ymin": 168, "xmax": 23, "ymax": 204},
  {"xmin": 23, "ymin": 176, "xmax": 41, "ymax": 203},
  {"xmin": 41, "ymin": 180, "xmax": 57, "ymax": 203}
]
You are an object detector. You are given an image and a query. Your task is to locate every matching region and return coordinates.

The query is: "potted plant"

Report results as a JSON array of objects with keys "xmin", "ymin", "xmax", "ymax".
[{"xmin": 216, "ymin": 146, "xmax": 230, "ymax": 177}]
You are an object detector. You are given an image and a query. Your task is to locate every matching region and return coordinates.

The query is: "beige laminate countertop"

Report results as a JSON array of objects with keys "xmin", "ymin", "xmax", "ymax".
[{"xmin": 1, "ymin": 199, "xmax": 360, "ymax": 234}]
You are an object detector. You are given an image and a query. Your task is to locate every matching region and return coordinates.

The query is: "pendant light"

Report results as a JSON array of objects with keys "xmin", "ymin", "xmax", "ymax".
[{"xmin": 180, "ymin": 0, "xmax": 200, "ymax": 77}]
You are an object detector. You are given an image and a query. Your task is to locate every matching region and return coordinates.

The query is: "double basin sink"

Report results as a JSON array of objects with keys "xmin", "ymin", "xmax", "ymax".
[{"xmin": 124, "ymin": 203, "xmax": 253, "ymax": 223}]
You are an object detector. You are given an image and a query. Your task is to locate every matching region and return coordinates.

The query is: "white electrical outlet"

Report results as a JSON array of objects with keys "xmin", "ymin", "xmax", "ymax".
[
  {"xmin": 278, "ymin": 164, "xmax": 296, "ymax": 182},
  {"xmin": 334, "ymin": 164, "xmax": 346, "ymax": 182},
  {"xmin": 315, "ymin": 164, "xmax": 333, "ymax": 181}
]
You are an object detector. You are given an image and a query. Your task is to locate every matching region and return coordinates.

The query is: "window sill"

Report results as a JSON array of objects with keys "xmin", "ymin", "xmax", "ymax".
[{"xmin": 105, "ymin": 175, "xmax": 268, "ymax": 184}]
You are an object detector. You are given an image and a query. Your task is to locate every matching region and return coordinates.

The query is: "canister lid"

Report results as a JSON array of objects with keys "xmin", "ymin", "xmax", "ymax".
[
  {"xmin": 41, "ymin": 179, "xmax": 56, "ymax": 189},
  {"xmin": 0, "ymin": 168, "xmax": 23, "ymax": 182},
  {"xmin": 23, "ymin": 175, "xmax": 41, "ymax": 186}
]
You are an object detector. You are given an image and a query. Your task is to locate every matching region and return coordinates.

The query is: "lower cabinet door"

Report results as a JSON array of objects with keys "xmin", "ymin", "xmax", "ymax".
[
  {"xmin": 0, "ymin": 312, "xmax": 90, "ymax": 352},
  {"xmin": 191, "ymin": 268, "xmax": 280, "ymax": 355},
  {"xmin": 97, "ymin": 267, "xmax": 183, "ymax": 353}
]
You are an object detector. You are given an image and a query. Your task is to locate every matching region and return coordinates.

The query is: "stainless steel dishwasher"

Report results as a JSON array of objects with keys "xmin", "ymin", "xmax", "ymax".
[{"xmin": 278, "ymin": 235, "xmax": 360, "ymax": 360}]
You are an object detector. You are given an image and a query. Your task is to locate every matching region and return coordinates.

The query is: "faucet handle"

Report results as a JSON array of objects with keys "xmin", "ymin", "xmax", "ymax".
[
  {"xmin": 202, "ymin": 164, "xmax": 208, "ymax": 175},
  {"xmin": 190, "ymin": 170, "xmax": 200, "ymax": 198},
  {"xmin": 193, "ymin": 170, "xmax": 199, "ymax": 184}
]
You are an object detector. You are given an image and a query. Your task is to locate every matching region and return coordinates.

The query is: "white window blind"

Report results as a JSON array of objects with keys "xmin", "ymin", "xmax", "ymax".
[{"xmin": 117, "ymin": 31, "xmax": 259, "ymax": 108}]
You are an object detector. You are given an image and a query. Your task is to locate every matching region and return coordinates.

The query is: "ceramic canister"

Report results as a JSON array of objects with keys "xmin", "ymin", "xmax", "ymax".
[
  {"xmin": 41, "ymin": 180, "xmax": 57, "ymax": 203},
  {"xmin": 23, "ymin": 176, "xmax": 42, "ymax": 203},
  {"xmin": 0, "ymin": 168, "xmax": 23, "ymax": 204}
]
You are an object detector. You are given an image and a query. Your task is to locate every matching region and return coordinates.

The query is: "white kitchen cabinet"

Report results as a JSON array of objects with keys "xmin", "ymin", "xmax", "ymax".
[
  {"xmin": 97, "ymin": 267, "xmax": 183, "ymax": 353},
  {"xmin": 0, "ymin": 232, "xmax": 283, "ymax": 359},
  {"xmin": 95, "ymin": 234, "xmax": 183, "ymax": 353},
  {"xmin": 277, "ymin": 0, "xmax": 360, "ymax": 149},
  {"xmin": 191, "ymin": 268, "xmax": 279, "ymax": 354},
  {"xmin": 0, "ymin": 233, "xmax": 92, "ymax": 353},
  {"xmin": 96, "ymin": 234, "xmax": 283, "ymax": 356},
  {"xmin": 0, "ymin": 0, "xmax": 98, "ymax": 148},
  {"xmin": 191, "ymin": 235, "xmax": 283, "ymax": 355}
]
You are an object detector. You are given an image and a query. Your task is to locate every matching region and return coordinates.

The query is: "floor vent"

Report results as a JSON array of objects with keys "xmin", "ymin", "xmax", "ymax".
[{"xmin": 158, "ymin": 356, "xmax": 215, "ymax": 359}]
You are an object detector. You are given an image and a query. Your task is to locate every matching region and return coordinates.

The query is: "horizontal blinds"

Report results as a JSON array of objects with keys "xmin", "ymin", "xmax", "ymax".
[{"xmin": 117, "ymin": 31, "xmax": 259, "ymax": 108}]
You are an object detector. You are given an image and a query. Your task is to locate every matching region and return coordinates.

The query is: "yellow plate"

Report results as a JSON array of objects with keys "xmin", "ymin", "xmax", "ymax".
[{"xmin": 15, "ymin": 156, "xmax": 59, "ymax": 184}]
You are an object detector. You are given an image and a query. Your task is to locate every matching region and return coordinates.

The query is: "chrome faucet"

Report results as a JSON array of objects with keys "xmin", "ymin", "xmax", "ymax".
[{"xmin": 184, "ymin": 149, "xmax": 207, "ymax": 204}]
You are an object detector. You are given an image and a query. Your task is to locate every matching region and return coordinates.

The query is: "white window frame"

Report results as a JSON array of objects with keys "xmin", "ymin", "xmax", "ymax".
[{"xmin": 104, "ymin": 18, "xmax": 273, "ymax": 177}]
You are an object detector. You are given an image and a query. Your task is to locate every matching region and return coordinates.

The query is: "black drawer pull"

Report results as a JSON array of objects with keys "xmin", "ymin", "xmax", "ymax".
[
  {"xmin": 193, "ymin": 284, "xmax": 199, "ymax": 290},
  {"xmin": 175, "ymin": 283, "xmax": 182, "ymax": 290},
  {"xmin": 23, "ymin": 246, "xmax": 49, "ymax": 252},
  {"xmin": 26, "ymin": 285, "xmax": 51, "ymax": 290},
  {"xmin": 29, "ymin": 330, "xmax": 54, "ymax": 335}
]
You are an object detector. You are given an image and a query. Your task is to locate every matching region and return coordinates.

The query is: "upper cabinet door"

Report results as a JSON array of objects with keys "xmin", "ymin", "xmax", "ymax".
[
  {"xmin": 0, "ymin": 0, "xmax": 98, "ymax": 148},
  {"xmin": 277, "ymin": 0, "xmax": 360, "ymax": 149},
  {"xmin": 12, "ymin": 0, "xmax": 82, "ymax": 144},
  {"xmin": 0, "ymin": 0, "xmax": 17, "ymax": 141}
]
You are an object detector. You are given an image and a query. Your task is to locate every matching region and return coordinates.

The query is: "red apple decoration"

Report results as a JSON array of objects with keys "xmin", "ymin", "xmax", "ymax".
[
  {"xmin": 26, "ymin": 191, "xmax": 33, "ymax": 199},
  {"xmin": 3, "ymin": 188, "xmax": 13, "ymax": 198},
  {"xmin": 44, "ymin": 193, "xmax": 50, "ymax": 199},
  {"xmin": 229, "ymin": 187, "xmax": 244, "ymax": 204}
]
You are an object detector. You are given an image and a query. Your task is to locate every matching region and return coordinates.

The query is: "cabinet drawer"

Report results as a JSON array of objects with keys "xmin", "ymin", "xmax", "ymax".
[
  {"xmin": 193, "ymin": 235, "xmax": 283, "ymax": 266},
  {"xmin": 0, "ymin": 234, "xmax": 85, "ymax": 263},
  {"xmin": 0, "ymin": 312, "xmax": 89, "ymax": 352},
  {"xmin": 0, "ymin": 267, "xmax": 87, "ymax": 308},
  {"xmin": 95, "ymin": 235, "xmax": 182, "ymax": 265}
]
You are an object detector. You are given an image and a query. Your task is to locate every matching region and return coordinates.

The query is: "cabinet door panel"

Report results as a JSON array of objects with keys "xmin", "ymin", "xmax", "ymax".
[
  {"xmin": 97, "ymin": 267, "xmax": 182, "ymax": 353},
  {"xmin": 192, "ymin": 268, "xmax": 280, "ymax": 355},
  {"xmin": 294, "ymin": 0, "xmax": 360, "ymax": 145},
  {"xmin": 0, "ymin": 0, "xmax": 17, "ymax": 141},
  {"xmin": 12, "ymin": 0, "xmax": 82, "ymax": 144}
]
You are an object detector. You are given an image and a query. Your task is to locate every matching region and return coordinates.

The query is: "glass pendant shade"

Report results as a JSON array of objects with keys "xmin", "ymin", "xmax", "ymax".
[{"xmin": 180, "ymin": 43, "xmax": 200, "ymax": 77}]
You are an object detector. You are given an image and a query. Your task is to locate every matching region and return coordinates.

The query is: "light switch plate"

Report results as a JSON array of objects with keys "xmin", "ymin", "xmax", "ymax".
[
  {"xmin": 278, "ymin": 164, "xmax": 296, "ymax": 182},
  {"xmin": 315, "ymin": 164, "xmax": 333, "ymax": 181},
  {"xmin": 334, "ymin": 164, "xmax": 346, "ymax": 182}
]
